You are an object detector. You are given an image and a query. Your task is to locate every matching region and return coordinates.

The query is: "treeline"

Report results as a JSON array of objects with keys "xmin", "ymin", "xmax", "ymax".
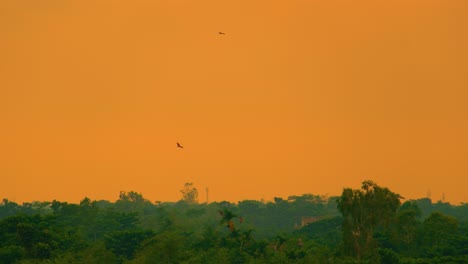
[{"xmin": 0, "ymin": 181, "xmax": 466, "ymax": 263}]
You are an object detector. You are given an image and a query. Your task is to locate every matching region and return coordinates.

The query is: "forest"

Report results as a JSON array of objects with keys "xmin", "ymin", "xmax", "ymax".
[{"xmin": 0, "ymin": 181, "xmax": 467, "ymax": 263}]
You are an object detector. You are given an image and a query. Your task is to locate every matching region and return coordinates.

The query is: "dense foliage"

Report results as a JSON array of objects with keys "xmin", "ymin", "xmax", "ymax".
[{"xmin": 0, "ymin": 182, "xmax": 467, "ymax": 263}]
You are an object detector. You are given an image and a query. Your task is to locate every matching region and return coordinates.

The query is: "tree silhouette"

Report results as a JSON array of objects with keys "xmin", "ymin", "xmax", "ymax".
[
  {"xmin": 180, "ymin": 182, "xmax": 199, "ymax": 204},
  {"xmin": 219, "ymin": 208, "xmax": 237, "ymax": 232},
  {"xmin": 337, "ymin": 180, "xmax": 401, "ymax": 260}
]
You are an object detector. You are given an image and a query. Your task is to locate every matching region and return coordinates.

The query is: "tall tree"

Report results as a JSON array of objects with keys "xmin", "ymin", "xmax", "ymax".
[
  {"xmin": 336, "ymin": 180, "xmax": 401, "ymax": 260},
  {"xmin": 219, "ymin": 208, "xmax": 237, "ymax": 232},
  {"xmin": 116, "ymin": 191, "xmax": 150, "ymax": 212},
  {"xmin": 388, "ymin": 201, "xmax": 422, "ymax": 255},
  {"xmin": 421, "ymin": 211, "xmax": 459, "ymax": 256},
  {"xmin": 180, "ymin": 183, "xmax": 199, "ymax": 204}
]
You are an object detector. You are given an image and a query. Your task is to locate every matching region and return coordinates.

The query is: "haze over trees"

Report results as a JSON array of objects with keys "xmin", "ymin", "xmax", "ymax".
[
  {"xmin": 180, "ymin": 182, "xmax": 199, "ymax": 204},
  {"xmin": 0, "ymin": 181, "xmax": 467, "ymax": 263},
  {"xmin": 337, "ymin": 180, "xmax": 402, "ymax": 260}
]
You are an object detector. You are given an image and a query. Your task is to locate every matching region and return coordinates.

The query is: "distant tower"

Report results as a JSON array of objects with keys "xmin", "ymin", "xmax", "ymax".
[
  {"xmin": 427, "ymin": 189, "xmax": 431, "ymax": 199},
  {"xmin": 206, "ymin": 188, "xmax": 209, "ymax": 204},
  {"xmin": 442, "ymin": 192, "xmax": 446, "ymax": 202}
]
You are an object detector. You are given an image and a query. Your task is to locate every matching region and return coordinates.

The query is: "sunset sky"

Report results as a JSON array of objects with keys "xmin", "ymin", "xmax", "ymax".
[{"xmin": 1, "ymin": 0, "xmax": 467, "ymax": 204}]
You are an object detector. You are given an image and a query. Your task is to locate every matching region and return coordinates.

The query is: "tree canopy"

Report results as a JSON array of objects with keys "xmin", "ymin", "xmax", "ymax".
[{"xmin": 0, "ymin": 181, "xmax": 466, "ymax": 263}]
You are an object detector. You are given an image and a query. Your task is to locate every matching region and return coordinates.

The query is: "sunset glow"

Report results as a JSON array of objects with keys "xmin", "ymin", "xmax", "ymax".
[{"xmin": 1, "ymin": 0, "xmax": 467, "ymax": 204}]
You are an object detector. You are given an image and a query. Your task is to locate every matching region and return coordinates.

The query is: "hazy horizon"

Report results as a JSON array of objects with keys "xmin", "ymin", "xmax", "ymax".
[{"xmin": 2, "ymin": 181, "xmax": 462, "ymax": 206}]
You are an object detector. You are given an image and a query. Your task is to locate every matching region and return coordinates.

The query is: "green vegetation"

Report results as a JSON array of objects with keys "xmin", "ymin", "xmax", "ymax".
[{"xmin": 0, "ymin": 182, "xmax": 467, "ymax": 263}]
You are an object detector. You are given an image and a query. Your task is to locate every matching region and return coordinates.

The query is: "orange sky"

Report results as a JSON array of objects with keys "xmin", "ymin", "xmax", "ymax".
[{"xmin": 1, "ymin": 0, "xmax": 467, "ymax": 204}]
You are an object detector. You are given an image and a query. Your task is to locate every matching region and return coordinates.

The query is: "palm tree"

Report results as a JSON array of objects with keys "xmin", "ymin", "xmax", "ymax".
[{"xmin": 219, "ymin": 208, "xmax": 236, "ymax": 232}]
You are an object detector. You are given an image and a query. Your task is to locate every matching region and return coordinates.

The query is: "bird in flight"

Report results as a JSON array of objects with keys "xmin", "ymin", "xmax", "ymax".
[
  {"xmin": 218, "ymin": 32, "xmax": 226, "ymax": 35},
  {"xmin": 177, "ymin": 142, "xmax": 184, "ymax": 148}
]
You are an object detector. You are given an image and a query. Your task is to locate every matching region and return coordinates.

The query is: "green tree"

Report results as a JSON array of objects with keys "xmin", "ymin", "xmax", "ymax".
[
  {"xmin": 11, "ymin": 215, "xmax": 58, "ymax": 260},
  {"xmin": 104, "ymin": 230, "xmax": 154, "ymax": 260},
  {"xmin": 337, "ymin": 180, "xmax": 401, "ymax": 260},
  {"xmin": 421, "ymin": 211, "xmax": 459, "ymax": 257},
  {"xmin": 129, "ymin": 231, "xmax": 186, "ymax": 264},
  {"xmin": 0, "ymin": 199, "xmax": 20, "ymax": 219},
  {"xmin": 388, "ymin": 201, "xmax": 421, "ymax": 255},
  {"xmin": 80, "ymin": 242, "xmax": 118, "ymax": 264},
  {"xmin": 219, "ymin": 208, "xmax": 237, "ymax": 232},
  {"xmin": 180, "ymin": 182, "xmax": 199, "ymax": 204},
  {"xmin": 116, "ymin": 191, "xmax": 150, "ymax": 212},
  {"xmin": 0, "ymin": 245, "xmax": 24, "ymax": 264}
]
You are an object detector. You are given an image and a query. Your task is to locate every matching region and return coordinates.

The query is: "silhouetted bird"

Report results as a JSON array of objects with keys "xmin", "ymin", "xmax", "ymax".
[
  {"xmin": 177, "ymin": 142, "xmax": 184, "ymax": 148},
  {"xmin": 218, "ymin": 32, "xmax": 226, "ymax": 35}
]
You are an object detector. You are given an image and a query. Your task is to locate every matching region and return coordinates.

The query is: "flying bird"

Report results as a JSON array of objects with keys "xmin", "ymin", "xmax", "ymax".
[
  {"xmin": 218, "ymin": 32, "xmax": 226, "ymax": 35},
  {"xmin": 177, "ymin": 142, "xmax": 184, "ymax": 148}
]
